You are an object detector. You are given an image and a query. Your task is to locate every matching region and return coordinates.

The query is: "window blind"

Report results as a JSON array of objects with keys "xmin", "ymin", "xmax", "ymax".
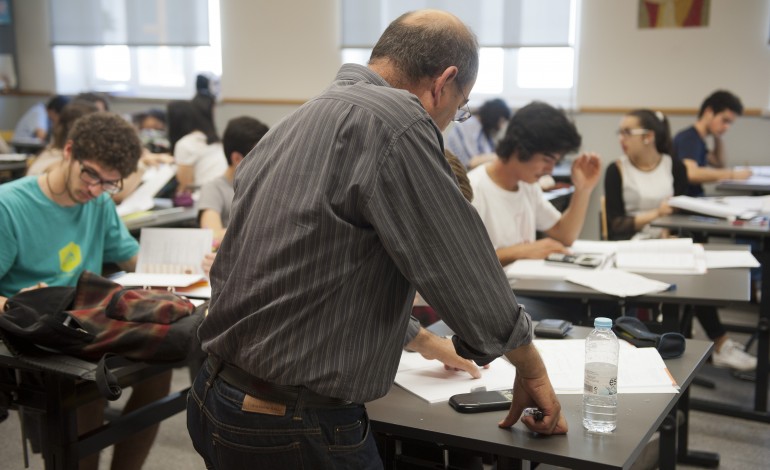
[
  {"xmin": 341, "ymin": 0, "xmax": 573, "ymax": 49},
  {"xmin": 49, "ymin": 0, "xmax": 209, "ymax": 46}
]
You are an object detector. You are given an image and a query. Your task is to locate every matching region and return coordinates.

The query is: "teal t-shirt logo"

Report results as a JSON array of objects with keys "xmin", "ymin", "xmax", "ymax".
[{"xmin": 59, "ymin": 242, "xmax": 82, "ymax": 273}]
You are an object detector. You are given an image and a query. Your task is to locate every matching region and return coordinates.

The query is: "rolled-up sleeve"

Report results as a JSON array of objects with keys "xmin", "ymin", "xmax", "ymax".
[{"xmin": 364, "ymin": 120, "xmax": 532, "ymax": 362}]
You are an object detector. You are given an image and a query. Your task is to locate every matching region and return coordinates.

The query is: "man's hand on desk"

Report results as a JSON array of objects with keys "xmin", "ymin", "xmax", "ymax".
[
  {"xmin": 500, "ymin": 343, "xmax": 568, "ymax": 435},
  {"xmin": 405, "ymin": 327, "xmax": 487, "ymax": 379}
]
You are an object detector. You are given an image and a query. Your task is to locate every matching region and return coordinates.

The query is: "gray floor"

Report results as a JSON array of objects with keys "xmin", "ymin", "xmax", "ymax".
[{"xmin": 1, "ymin": 304, "xmax": 768, "ymax": 469}]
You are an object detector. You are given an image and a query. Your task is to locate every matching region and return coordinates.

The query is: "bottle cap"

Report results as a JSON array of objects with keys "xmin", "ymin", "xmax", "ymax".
[{"xmin": 594, "ymin": 317, "xmax": 613, "ymax": 329}]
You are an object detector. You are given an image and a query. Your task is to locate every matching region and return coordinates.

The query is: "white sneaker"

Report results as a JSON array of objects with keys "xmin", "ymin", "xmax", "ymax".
[{"xmin": 712, "ymin": 339, "xmax": 757, "ymax": 371}]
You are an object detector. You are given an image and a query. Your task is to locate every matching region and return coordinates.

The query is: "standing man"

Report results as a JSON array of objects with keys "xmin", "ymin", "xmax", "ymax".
[
  {"xmin": 0, "ymin": 112, "xmax": 172, "ymax": 469},
  {"xmin": 672, "ymin": 90, "xmax": 751, "ymax": 196},
  {"xmin": 187, "ymin": 10, "xmax": 567, "ymax": 469}
]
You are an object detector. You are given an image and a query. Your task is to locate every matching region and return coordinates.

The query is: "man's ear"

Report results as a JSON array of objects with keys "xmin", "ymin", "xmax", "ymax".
[
  {"xmin": 231, "ymin": 151, "xmax": 244, "ymax": 167},
  {"xmin": 430, "ymin": 66, "xmax": 459, "ymax": 107}
]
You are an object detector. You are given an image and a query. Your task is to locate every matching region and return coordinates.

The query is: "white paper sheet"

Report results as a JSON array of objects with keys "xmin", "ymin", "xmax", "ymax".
[
  {"xmin": 116, "ymin": 164, "xmax": 177, "ymax": 217},
  {"xmin": 705, "ymin": 251, "xmax": 760, "ymax": 269},
  {"xmin": 395, "ymin": 351, "xmax": 517, "ymax": 403},
  {"xmin": 112, "ymin": 228, "xmax": 213, "ymax": 294},
  {"xmin": 394, "ymin": 339, "xmax": 678, "ymax": 403},
  {"xmin": 505, "ymin": 259, "xmax": 600, "ymax": 280},
  {"xmin": 135, "ymin": 228, "xmax": 213, "ymax": 275},
  {"xmin": 565, "ymin": 269, "xmax": 672, "ymax": 297},
  {"xmin": 614, "ymin": 239, "xmax": 706, "ymax": 274},
  {"xmin": 668, "ymin": 195, "xmax": 757, "ymax": 220}
]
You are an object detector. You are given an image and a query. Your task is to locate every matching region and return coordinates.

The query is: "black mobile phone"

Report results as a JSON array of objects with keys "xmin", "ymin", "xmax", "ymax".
[{"xmin": 449, "ymin": 389, "xmax": 512, "ymax": 413}]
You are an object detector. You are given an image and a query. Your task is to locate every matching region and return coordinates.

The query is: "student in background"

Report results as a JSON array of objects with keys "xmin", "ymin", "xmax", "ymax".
[
  {"xmin": 605, "ymin": 109, "xmax": 688, "ymax": 240},
  {"xmin": 12, "ymin": 95, "xmax": 70, "ymax": 143},
  {"xmin": 189, "ymin": 11, "xmax": 566, "ymax": 468},
  {"xmin": 467, "ymin": 101, "xmax": 601, "ymax": 267},
  {"xmin": 672, "ymin": 90, "xmax": 751, "ymax": 196},
  {"xmin": 167, "ymin": 99, "xmax": 225, "ymax": 194},
  {"xmin": 445, "ymin": 97, "xmax": 511, "ymax": 168},
  {"xmin": 0, "ymin": 113, "xmax": 172, "ymax": 469},
  {"xmin": 74, "ymin": 91, "xmax": 111, "ymax": 112},
  {"xmin": 26, "ymin": 100, "xmax": 99, "ymax": 175},
  {"xmin": 607, "ymin": 109, "xmax": 756, "ymax": 371},
  {"xmin": 199, "ymin": 116, "xmax": 270, "ymax": 243}
]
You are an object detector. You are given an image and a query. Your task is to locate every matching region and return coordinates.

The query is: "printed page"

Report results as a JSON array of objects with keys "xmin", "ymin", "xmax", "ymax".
[{"xmin": 135, "ymin": 228, "xmax": 213, "ymax": 275}]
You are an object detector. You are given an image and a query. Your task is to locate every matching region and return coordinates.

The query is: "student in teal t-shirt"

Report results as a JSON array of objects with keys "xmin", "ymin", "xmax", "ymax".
[{"xmin": 0, "ymin": 112, "xmax": 171, "ymax": 470}]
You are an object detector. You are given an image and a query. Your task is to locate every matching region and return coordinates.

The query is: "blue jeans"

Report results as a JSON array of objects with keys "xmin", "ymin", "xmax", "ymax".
[{"xmin": 187, "ymin": 361, "xmax": 383, "ymax": 470}]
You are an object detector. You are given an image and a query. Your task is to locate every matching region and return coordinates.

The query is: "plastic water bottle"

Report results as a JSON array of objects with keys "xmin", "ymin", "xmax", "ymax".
[{"xmin": 583, "ymin": 317, "xmax": 619, "ymax": 433}]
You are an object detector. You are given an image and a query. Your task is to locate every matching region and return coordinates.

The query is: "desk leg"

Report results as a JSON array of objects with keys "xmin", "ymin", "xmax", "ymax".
[
  {"xmin": 496, "ymin": 456, "xmax": 524, "ymax": 470},
  {"xmin": 658, "ymin": 408, "xmax": 676, "ymax": 470},
  {"xmin": 755, "ymin": 250, "xmax": 769, "ymax": 413},
  {"xmin": 675, "ymin": 386, "xmax": 719, "ymax": 468},
  {"xmin": 41, "ymin": 373, "xmax": 79, "ymax": 470}
]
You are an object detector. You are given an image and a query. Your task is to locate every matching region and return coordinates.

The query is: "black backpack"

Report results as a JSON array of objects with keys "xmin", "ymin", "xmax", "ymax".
[{"xmin": 0, "ymin": 271, "xmax": 205, "ymax": 399}]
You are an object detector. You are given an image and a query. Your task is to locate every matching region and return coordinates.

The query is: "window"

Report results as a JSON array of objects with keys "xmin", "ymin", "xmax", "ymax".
[
  {"xmin": 341, "ymin": 0, "xmax": 578, "ymax": 109},
  {"xmin": 51, "ymin": 0, "xmax": 221, "ymax": 99}
]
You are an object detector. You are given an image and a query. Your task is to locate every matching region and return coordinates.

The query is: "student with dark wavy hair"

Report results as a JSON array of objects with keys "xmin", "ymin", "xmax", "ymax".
[
  {"xmin": 468, "ymin": 101, "xmax": 601, "ymax": 267},
  {"xmin": 445, "ymin": 97, "xmax": 511, "ymax": 168},
  {"xmin": 0, "ymin": 113, "xmax": 172, "ymax": 469}
]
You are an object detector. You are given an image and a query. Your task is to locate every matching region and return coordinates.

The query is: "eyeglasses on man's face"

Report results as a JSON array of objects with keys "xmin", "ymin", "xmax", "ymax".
[
  {"xmin": 453, "ymin": 83, "xmax": 472, "ymax": 123},
  {"xmin": 78, "ymin": 161, "xmax": 123, "ymax": 194},
  {"xmin": 616, "ymin": 128, "xmax": 650, "ymax": 138}
]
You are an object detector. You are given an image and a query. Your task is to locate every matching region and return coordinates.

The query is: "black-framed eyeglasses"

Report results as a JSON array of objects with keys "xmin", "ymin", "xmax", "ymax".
[
  {"xmin": 78, "ymin": 161, "xmax": 123, "ymax": 194},
  {"xmin": 453, "ymin": 84, "xmax": 472, "ymax": 123},
  {"xmin": 616, "ymin": 128, "xmax": 650, "ymax": 137}
]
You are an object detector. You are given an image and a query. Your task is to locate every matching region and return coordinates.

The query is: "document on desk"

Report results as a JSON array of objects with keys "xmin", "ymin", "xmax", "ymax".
[
  {"xmin": 394, "ymin": 339, "xmax": 678, "ymax": 403},
  {"xmin": 565, "ymin": 268, "xmax": 672, "ymax": 297},
  {"xmin": 614, "ymin": 238, "xmax": 706, "ymax": 274},
  {"xmin": 116, "ymin": 164, "xmax": 177, "ymax": 217},
  {"xmin": 668, "ymin": 195, "xmax": 758, "ymax": 220},
  {"xmin": 113, "ymin": 228, "xmax": 212, "ymax": 292},
  {"xmin": 395, "ymin": 351, "xmax": 517, "ymax": 403},
  {"xmin": 705, "ymin": 251, "xmax": 760, "ymax": 269},
  {"xmin": 534, "ymin": 339, "xmax": 678, "ymax": 394}
]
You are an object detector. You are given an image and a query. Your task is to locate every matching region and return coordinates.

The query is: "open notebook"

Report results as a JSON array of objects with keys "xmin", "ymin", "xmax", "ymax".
[{"xmin": 112, "ymin": 228, "xmax": 212, "ymax": 294}]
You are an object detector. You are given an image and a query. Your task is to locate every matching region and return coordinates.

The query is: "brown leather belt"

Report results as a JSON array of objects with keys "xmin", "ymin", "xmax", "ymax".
[{"xmin": 206, "ymin": 355, "xmax": 353, "ymax": 407}]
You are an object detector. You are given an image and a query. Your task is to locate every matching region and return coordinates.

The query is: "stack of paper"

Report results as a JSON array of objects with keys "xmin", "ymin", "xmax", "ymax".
[
  {"xmin": 394, "ymin": 338, "xmax": 678, "ymax": 403},
  {"xmin": 668, "ymin": 195, "xmax": 757, "ymax": 220},
  {"xmin": 614, "ymin": 238, "xmax": 706, "ymax": 274}
]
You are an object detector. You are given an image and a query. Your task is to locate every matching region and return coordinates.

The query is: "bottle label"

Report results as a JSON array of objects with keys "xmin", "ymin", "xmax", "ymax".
[{"xmin": 584, "ymin": 362, "xmax": 617, "ymax": 396}]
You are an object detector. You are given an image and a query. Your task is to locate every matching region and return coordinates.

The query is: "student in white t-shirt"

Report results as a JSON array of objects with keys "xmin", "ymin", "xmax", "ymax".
[{"xmin": 467, "ymin": 101, "xmax": 601, "ymax": 267}]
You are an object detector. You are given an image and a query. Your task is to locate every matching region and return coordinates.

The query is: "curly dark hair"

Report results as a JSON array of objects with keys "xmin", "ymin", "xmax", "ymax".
[
  {"xmin": 496, "ymin": 101, "xmax": 581, "ymax": 162},
  {"xmin": 68, "ymin": 113, "xmax": 143, "ymax": 178}
]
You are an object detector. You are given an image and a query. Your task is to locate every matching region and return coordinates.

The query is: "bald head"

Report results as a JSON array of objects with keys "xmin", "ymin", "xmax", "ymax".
[{"xmin": 369, "ymin": 9, "xmax": 478, "ymax": 89}]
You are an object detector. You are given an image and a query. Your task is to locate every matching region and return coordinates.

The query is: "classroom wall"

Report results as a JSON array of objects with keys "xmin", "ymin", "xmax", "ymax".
[
  {"xmin": 3, "ymin": 0, "xmax": 770, "ymax": 240},
  {"xmin": 578, "ymin": 0, "xmax": 770, "ymax": 111}
]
